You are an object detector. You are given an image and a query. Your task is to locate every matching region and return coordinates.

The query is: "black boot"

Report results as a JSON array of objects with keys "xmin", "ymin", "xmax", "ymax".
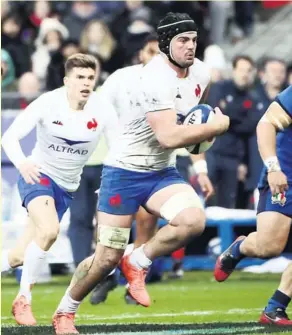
[{"xmin": 90, "ymin": 274, "xmax": 118, "ymax": 305}]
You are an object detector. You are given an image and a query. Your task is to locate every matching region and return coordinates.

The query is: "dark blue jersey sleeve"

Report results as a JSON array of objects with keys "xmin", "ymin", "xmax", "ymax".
[{"xmin": 275, "ymin": 85, "xmax": 292, "ymax": 118}]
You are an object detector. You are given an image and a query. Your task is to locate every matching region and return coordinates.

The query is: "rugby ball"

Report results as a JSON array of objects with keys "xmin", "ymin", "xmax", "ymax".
[{"xmin": 183, "ymin": 104, "xmax": 216, "ymax": 154}]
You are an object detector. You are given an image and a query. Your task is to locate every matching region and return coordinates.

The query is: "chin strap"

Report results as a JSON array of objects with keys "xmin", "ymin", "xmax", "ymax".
[{"xmin": 169, "ymin": 57, "xmax": 185, "ymax": 69}]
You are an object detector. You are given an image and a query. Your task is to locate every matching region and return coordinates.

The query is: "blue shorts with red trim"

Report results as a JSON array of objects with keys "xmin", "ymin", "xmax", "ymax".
[
  {"xmin": 257, "ymin": 184, "xmax": 292, "ymax": 218},
  {"xmin": 98, "ymin": 165, "xmax": 187, "ymax": 215},
  {"xmin": 18, "ymin": 173, "xmax": 74, "ymax": 221}
]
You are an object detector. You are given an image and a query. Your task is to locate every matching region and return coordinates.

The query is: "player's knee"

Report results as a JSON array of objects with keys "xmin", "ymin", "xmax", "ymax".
[
  {"xmin": 92, "ymin": 251, "xmax": 121, "ymax": 277},
  {"xmin": 160, "ymin": 191, "xmax": 205, "ymax": 235},
  {"xmin": 40, "ymin": 225, "xmax": 60, "ymax": 247},
  {"xmin": 172, "ymin": 208, "xmax": 206, "ymax": 237},
  {"xmin": 180, "ymin": 208, "xmax": 206, "ymax": 236},
  {"xmin": 100, "ymin": 252, "xmax": 121, "ymax": 269}
]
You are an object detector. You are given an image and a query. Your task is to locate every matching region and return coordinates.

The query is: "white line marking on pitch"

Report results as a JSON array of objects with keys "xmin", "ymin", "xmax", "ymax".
[
  {"xmin": 77, "ymin": 308, "xmax": 262, "ymax": 321},
  {"xmin": 1, "ymin": 308, "xmax": 262, "ymax": 321}
]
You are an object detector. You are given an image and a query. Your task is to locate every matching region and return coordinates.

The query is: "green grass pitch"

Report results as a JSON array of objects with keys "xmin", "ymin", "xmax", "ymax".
[{"xmin": 2, "ymin": 271, "xmax": 292, "ymax": 334}]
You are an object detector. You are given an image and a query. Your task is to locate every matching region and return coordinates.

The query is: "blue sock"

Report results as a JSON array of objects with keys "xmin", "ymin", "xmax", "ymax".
[
  {"xmin": 231, "ymin": 239, "xmax": 245, "ymax": 260},
  {"xmin": 265, "ymin": 290, "xmax": 291, "ymax": 313}
]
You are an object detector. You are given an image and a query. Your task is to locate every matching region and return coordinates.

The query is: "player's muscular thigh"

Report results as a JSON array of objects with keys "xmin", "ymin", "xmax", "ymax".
[
  {"xmin": 145, "ymin": 184, "xmax": 205, "ymax": 232},
  {"xmin": 256, "ymin": 212, "xmax": 291, "ymax": 257},
  {"xmin": 97, "ymin": 212, "xmax": 133, "ymax": 228}
]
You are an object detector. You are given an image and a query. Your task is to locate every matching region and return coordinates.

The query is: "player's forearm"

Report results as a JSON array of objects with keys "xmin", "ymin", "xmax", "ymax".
[
  {"xmin": 1, "ymin": 107, "xmax": 39, "ymax": 168},
  {"xmin": 2, "ymin": 135, "xmax": 27, "ymax": 169},
  {"xmin": 256, "ymin": 121, "xmax": 278, "ymax": 166},
  {"xmin": 157, "ymin": 123, "xmax": 217, "ymax": 149}
]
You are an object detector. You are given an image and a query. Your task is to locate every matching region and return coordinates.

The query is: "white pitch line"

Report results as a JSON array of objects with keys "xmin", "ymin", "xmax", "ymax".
[
  {"xmin": 76, "ymin": 308, "xmax": 262, "ymax": 321},
  {"xmin": 1, "ymin": 308, "xmax": 262, "ymax": 321}
]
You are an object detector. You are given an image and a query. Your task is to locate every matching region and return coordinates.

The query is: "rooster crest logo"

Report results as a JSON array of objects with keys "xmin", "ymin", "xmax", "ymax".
[
  {"xmin": 87, "ymin": 118, "xmax": 98, "ymax": 131},
  {"xmin": 195, "ymin": 84, "xmax": 201, "ymax": 98}
]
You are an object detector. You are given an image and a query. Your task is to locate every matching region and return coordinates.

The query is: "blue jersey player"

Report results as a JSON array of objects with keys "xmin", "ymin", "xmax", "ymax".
[{"xmin": 214, "ymin": 85, "xmax": 292, "ymax": 326}]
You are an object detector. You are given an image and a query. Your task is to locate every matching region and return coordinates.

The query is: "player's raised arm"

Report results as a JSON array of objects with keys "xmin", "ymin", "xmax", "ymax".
[
  {"xmin": 1, "ymin": 97, "xmax": 44, "ymax": 184},
  {"xmin": 257, "ymin": 86, "xmax": 292, "ymax": 194},
  {"xmin": 146, "ymin": 107, "xmax": 229, "ymax": 149}
]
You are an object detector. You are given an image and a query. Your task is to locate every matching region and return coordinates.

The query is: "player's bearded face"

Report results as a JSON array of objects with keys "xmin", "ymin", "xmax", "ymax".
[
  {"xmin": 170, "ymin": 32, "xmax": 197, "ymax": 68},
  {"xmin": 65, "ymin": 67, "xmax": 97, "ymax": 102}
]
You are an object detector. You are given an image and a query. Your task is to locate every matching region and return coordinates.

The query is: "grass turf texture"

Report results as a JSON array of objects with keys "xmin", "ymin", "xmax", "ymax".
[{"xmin": 2, "ymin": 271, "xmax": 292, "ymax": 335}]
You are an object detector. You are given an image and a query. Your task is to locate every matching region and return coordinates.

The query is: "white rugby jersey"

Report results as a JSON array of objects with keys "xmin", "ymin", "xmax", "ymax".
[
  {"xmin": 100, "ymin": 64, "xmax": 143, "ymax": 119},
  {"xmin": 2, "ymin": 87, "xmax": 117, "ymax": 191},
  {"xmin": 104, "ymin": 54, "xmax": 210, "ymax": 171}
]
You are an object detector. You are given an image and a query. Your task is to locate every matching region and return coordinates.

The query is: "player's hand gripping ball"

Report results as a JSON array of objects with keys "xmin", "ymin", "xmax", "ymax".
[{"xmin": 183, "ymin": 104, "xmax": 216, "ymax": 154}]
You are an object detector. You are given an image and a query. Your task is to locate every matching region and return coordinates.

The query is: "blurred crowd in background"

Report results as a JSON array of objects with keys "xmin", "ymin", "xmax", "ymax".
[
  {"xmin": 2, "ymin": 0, "xmax": 292, "ymax": 277},
  {"xmin": 2, "ymin": 0, "xmax": 292, "ymax": 212}
]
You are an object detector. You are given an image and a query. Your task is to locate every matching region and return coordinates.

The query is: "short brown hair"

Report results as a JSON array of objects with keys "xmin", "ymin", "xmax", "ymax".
[
  {"xmin": 65, "ymin": 53, "xmax": 98, "ymax": 75},
  {"xmin": 232, "ymin": 55, "xmax": 255, "ymax": 69}
]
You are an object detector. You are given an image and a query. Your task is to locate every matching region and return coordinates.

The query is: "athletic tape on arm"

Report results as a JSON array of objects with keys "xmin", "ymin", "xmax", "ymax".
[{"xmin": 260, "ymin": 102, "xmax": 292, "ymax": 131}]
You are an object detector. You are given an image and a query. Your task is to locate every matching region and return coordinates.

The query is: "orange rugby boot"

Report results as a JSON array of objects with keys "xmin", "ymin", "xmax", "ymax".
[
  {"xmin": 120, "ymin": 255, "xmax": 151, "ymax": 307},
  {"xmin": 52, "ymin": 312, "xmax": 79, "ymax": 334},
  {"xmin": 12, "ymin": 295, "xmax": 37, "ymax": 326}
]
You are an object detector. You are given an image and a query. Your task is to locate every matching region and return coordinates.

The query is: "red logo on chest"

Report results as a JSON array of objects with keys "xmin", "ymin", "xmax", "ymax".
[
  {"xmin": 87, "ymin": 118, "xmax": 98, "ymax": 130},
  {"xmin": 195, "ymin": 84, "xmax": 201, "ymax": 98}
]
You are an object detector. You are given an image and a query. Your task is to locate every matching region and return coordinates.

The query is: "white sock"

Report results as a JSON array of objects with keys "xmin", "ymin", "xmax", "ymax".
[
  {"xmin": 56, "ymin": 289, "xmax": 81, "ymax": 314},
  {"xmin": 129, "ymin": 245, "xmax": 152, "ymax": 270},
  {"xmin": 2, "ymin": 250, "xmax": 12, "ymax": 272},
  {"xmin": 18, "ymin": 241, "xmax": 47, "ymax": 303},
  {"xmin": 123, "ymin": 243, "xmax": 135, "ymax": 257}
]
